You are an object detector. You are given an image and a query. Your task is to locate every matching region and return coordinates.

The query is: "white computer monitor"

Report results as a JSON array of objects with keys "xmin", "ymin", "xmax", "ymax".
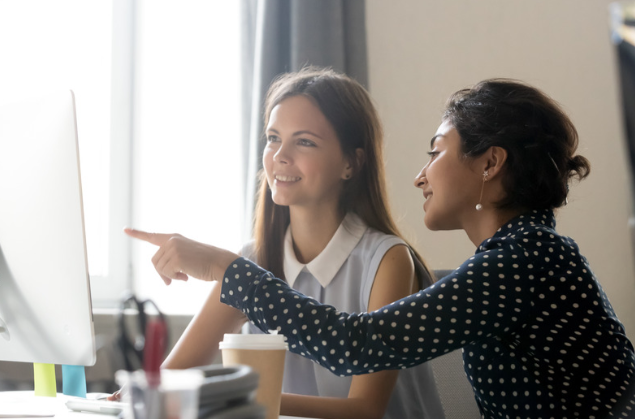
[{"xmin": 0, "ymin": 90, "xmax": 96, "ymax": 366}]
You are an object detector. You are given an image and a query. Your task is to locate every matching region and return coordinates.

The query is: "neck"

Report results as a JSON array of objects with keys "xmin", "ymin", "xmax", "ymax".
[
  {"xmin": 288, "ymin": 205, "xmax": 345, "ymax": 264},
  {"xmin": 463, "ymin": 206, "xmax": 525, "ymax": 248}
]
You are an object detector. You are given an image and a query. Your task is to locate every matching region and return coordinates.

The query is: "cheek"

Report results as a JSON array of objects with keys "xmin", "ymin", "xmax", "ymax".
[
  {"xmin": 321, "ymin": 161, "xmax": 347, "ymax": 186},
  {"xmin": 429, "ymin": 164, "xmax": 460, "ymax": 201},
  {"xmin": 439, "ymin": 172, "xmax": 475, "ymax": 209},
  {"xmin": 262, "ymin": 148, "xmax": 274, "ymax": 176},
  {"xmin": 262, "ymin": 150, "xmax": 278, "ymax": 191},
  {"xmin": 439, "ymin": 174, "xmax": 465, "ymax": 198},
  {"xmin": 297, "ymin": 155, "xmax": 323, "ymax": 179}
]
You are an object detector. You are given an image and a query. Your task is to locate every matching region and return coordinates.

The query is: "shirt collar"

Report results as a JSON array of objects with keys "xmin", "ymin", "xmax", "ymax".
[
  {"xmin": 283, "ymin": 213, "xmax": 368, "ymax": 288},
  {"xmin": 477, "ymin": 208, "xmax": 556, "ymax": 252}
]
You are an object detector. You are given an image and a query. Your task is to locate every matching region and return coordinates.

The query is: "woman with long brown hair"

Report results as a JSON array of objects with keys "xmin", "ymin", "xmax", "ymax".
[{"xmin": 122, "ymin": 68, "xmax": 444, "ymax": 419}]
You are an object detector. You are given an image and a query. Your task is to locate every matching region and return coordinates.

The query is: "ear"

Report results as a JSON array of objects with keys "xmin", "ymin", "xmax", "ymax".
[
  {"xmin": 480, "ymin": 146, "xmax": 507, "ymax": 179},
  {"xmin": 342, "ymin": 148, "xmax": 365, "ymax": 180}
]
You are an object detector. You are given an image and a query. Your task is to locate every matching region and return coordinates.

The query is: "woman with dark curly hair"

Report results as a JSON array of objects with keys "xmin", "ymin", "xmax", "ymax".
[{"xmin": 129, "ymin": 79, "xmax": 635, "ymax": 419}]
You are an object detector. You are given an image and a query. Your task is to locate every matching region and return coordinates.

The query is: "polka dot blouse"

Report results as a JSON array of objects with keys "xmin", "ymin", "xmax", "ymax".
[{"xmin": 221, "ymin": 210, "xmax": 635, "ymax": 418}]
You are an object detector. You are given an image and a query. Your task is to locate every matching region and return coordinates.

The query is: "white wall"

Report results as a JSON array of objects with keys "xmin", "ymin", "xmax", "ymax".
[{"xmin": 366, "ymin": 0, "xmax": 635, "ymax": 335}]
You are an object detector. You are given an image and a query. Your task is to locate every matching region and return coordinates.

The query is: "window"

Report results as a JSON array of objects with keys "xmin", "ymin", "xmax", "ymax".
[
  {"xmin": 0, "ymin": 1, "xmax": 243, "ymax": 314},
  {"xmin": 0, "ymin": 0, "xmax": 113, "ymax": 282},
  {"xmin": 132, "ymin": 0, "xmax": 242, "ymax": 313}
]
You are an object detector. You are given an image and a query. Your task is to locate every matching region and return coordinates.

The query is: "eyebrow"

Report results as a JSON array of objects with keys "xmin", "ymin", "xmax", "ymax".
[
  {"xmin": 430, "ymin": 134, "xmax": 443, "ymax": 149},
  {"xmin": 267, "ymin": 128, "xmax": 324, "ymax": 140}
]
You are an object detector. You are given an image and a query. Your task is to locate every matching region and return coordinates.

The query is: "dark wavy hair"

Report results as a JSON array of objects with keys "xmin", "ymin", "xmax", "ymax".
[{"xmin": 443, "ymin": 78, "xmax": 591, "ymax": 210}]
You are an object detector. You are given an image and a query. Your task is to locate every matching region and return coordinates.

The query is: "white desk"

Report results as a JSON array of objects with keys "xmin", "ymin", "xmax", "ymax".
[
  {"xmin": 0, "ymin": 392, "xmax": 106, "ymax": 419},
  {"xmin": 0, "ymin": 392, "xmax": 313, "ymax": 419}
]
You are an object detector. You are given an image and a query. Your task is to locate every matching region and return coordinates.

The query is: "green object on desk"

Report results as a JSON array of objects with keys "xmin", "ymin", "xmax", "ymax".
[
  {"xmin": 33, "ymin": 363, "xmax": 56, "ymax": 397},
  {"xmin": 62, "ymin": 365, "xmax": 86, "ymax": 398}
]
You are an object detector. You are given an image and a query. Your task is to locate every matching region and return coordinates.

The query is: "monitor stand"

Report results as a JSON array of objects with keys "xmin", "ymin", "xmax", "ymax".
[
  {"xmin": 32, "ymin": 363, "xmax": 87, "ymax": 398},
  {"xmin": 0, "ymin": 362, "xmax": 87, "ymax": 418},
  {"xmin": 33, "ymin": 364, "xmax": 56, "ymax": 398}
]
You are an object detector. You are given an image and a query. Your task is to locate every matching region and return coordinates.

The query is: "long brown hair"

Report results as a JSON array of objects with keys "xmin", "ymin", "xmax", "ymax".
[{"xmin": 253, "ymin": 67, "xmax": 433, "ymax": 286}]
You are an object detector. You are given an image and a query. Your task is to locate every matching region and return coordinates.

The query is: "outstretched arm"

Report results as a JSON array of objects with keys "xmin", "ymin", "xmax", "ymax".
[
  {"xmin": 120, "ymin": 228, "xmax": 246, "ymax": 368},
  {"xmin": 107, "ymin": 229, "xmax": 244, "ymax": 401},
  {"xmin": 120, "ymin": 228, "xmax": 533, "ymax": 376},
  {"xmin": 221, "ymin": 245, "xmax": 533, "ymax": 376},
  {"xmin": 162, "ymin": 282, "xmax": 247, "ymax": 369}
]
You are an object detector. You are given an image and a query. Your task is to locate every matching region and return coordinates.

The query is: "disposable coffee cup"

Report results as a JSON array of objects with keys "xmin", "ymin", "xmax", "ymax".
[{"xmin": 219, "ymin": 333, "xmax": 288, "ymax": 419}]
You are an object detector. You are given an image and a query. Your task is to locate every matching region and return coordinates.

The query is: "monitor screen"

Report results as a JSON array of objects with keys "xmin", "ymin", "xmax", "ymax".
[{"xmin": 0, "ymin": 90, "xmax": 96, "ymax": 366}]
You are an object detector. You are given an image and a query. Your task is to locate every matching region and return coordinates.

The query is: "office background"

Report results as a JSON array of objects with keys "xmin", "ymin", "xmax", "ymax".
[
  {"xmin": 1, "ymin": 0, "xmax": 634, "ymax": 396},
  {"xmin": 366, "ymin": 0, "xmax": 635, "ymax": 335}
]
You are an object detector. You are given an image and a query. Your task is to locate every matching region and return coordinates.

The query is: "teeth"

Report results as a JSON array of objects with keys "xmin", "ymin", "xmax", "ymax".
[{"xmin": 275, "ymin": 175, "xmax": 301, "ymax": 182}]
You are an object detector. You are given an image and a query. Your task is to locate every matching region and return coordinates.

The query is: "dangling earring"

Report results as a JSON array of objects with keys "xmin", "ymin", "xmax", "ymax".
[{"xmin": 476, "ymin": 171, "xmax": 489, "ymax": 211}]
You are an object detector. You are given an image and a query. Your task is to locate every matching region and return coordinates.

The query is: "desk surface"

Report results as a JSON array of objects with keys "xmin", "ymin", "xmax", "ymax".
[
  {"xmin": 0, "ymin": 392, "xmax": 313, "ymax": 419},
  {"xmin": 0, "ymin": 392, "xmax": 104, "ymax": 419}
]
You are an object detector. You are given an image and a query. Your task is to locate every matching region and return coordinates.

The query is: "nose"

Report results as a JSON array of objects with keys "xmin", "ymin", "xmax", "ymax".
[
  {"xmin": 273, "ymin": 142, "xmax": 291, "ymax": 164},
  {"xmin": 414, "ymin": 165, "xmax": 427, "ymax": 189}
]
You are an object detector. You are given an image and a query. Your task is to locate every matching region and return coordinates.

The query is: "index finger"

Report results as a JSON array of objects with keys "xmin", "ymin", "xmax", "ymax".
[{"xmin": 124, "ymin": 228, "xmax": 172, "ymax": 247}]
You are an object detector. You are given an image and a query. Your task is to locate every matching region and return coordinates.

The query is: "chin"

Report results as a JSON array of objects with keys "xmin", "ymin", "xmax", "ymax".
[
  {"xmin": 424, "ymin": 213, "xmax": 456, "ymax": 231},
  {"xmin": 424, "ymin": 221, "xmax": 442, "ymax": 231},
  {"xmin": 423, "ymin": 213, "xmax": 440, "ymax": 231},
  {"xmin": 270, "ymin": 193, "xmax": 290, "ymax": 207},
  {"xmin": 272, "ymin": 199, "xmax": 293, "ymax": 207}
]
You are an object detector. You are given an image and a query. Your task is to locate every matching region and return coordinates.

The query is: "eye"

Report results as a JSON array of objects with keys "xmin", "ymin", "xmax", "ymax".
[
  {"xmin": 427, "ymin": 151, "xmax": 439, "ymax": 160},
  {"xmin": 298, "ymin": 138, "xmax": 316, "ymax": 147},
  {"xmin": 266, "ymin": 135, "xmax": 280, "ymax": 143}
]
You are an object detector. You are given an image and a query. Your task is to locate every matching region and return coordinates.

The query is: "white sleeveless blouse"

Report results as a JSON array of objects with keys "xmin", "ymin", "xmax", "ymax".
[{"xmin": 242, "ymin": 213, "xmax": 445, "ymax": 419}]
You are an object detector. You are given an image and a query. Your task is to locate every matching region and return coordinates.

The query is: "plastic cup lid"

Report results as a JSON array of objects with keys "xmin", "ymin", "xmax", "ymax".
[{"xmin": 218, "ymin": 333, "xmax": 288, "ymax": 350}]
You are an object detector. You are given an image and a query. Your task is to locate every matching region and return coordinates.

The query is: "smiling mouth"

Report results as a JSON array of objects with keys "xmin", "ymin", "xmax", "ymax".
[{"xmin": 275, "ymin": 175, "xmax": 301, "ymax": 182}]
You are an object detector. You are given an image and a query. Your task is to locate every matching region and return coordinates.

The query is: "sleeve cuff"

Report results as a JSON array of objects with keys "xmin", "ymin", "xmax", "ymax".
[{"xmin": 220, "ymin": 256, "xmax": 271, "ymax": 312}]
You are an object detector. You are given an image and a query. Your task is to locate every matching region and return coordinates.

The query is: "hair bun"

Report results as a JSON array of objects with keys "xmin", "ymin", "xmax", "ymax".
[{"xmin": 567, "ymin": 154, "xmax": 591, "ymax": 181}]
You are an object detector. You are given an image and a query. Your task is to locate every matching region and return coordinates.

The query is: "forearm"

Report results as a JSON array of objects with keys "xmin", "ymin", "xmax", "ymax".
[
  {"xmin": 163, "ymin": 283, "xmax": 246, "ymax": 369},
  {"xmin": 220, "ymin": 258, "xmax": 414, "ymax": 374},
  {"xmin": 281, "ymin": 393, "xmax": 384, "ymax": 419},
  {"xmin": 221, "ymin": 256, "xmax": 530, "ymax": 375}
]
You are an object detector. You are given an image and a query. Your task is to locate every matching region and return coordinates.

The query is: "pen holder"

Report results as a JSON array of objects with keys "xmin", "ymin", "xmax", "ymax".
[{"xmin": 115, "ymin": 369, "xmax": 204, "ymax": 419}]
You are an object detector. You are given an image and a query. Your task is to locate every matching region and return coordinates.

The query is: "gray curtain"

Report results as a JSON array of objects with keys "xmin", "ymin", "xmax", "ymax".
[{"xmin": 240, "ymin": 0, "xmax": 368, "ymax": 240}]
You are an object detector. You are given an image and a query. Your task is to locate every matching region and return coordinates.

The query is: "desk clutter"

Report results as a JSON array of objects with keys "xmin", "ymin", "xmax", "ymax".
[
  {"xmin": 195, "ymin": 365, "xmax": 265, "ymax": 419},
  {"xmin": 113, "ymin": 296, "xmax": 266, "ymax": 418},
  {"xmin": 116, "ymin": 364, "xmax": 266, "ymax": 419},
  {"xmin": 50, "ymin": 298, "xmax": 287, "ymax": 419}
]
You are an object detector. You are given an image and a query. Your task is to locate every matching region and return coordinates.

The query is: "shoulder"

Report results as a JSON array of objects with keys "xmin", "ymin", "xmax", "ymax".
[
  {"xmin": 345, "ymin": 224, "xmax": 416, "ymax": 306},
  {"xmin": 341, "ymin": 214, "xmax": 407, "ymax": 265},
  {"xmin": 351, "ymin": 227, "xmax": 411, "ymax": 277},
  {"xmin": 487, "ymin": 217, "xmax": 580, "ymax": 268},
  {"xmin": 360, "ymin": 228, "xmax": 418, "ymax": 277},
  {"xmin": 375, "ymin": 244, "xmax": 414, "ymax": 275},
  {"xmin": 357, "ymin": 226, "xmax": 406, "ymax": 255},
  {"xmin": 367, "ymin": 243, "xmax": 416, "ymax": 309},
  {"xmin": 360, "ymin": 226, "xmax": 432, "ymax": 289},
  {"xmin": 474, "ymin": 213, "xmax": 591, "ymax": 287}
]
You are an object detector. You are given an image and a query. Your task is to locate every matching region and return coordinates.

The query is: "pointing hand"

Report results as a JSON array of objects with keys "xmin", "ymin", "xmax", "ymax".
[{"xmin": 124, "ymin": 228, "xmax": 237, "ymax": 285}]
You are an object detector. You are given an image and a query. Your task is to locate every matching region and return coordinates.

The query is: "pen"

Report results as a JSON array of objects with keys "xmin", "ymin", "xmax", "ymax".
[
  {"xmin": 142, "ymin": 319, "xmax": 167, "ymax": 419},
  {"xmin": 143, "ymin": 319, "xmax": 167, "ymax": 387}
]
